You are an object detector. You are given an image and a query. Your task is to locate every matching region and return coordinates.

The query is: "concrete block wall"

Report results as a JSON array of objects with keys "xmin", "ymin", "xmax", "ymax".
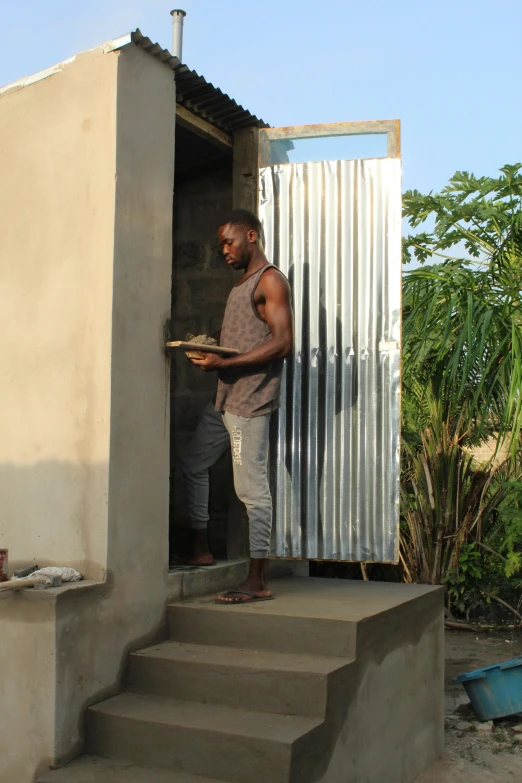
[{"xmin": 170, "ymin": 162, "xmax": 236, "ymax": 558}]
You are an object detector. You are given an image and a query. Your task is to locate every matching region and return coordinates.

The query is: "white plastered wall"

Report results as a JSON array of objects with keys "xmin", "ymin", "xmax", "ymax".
[
  {"xmin": 0, "ymin": 46, "xmax": 118, "ymax": 582},
  {"xmin": 0, "ymin": 41, "xmax": 175, "ymax": 782}
]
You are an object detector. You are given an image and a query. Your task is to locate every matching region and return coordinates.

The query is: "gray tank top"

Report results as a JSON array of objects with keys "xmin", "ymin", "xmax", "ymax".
[{"xmin": 215, "ymin": 265, "xmax": 285, "ymax": 417}]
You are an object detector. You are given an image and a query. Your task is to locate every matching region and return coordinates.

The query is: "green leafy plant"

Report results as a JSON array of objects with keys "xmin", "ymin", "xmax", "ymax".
[
  {"xmin": 489, "ymin": 484, "xmax": 522, "ymax": 578},
  {"xmin": 400, "ymin": 398, "xmax": 520, "ymax": 587},
  {"xmin": 442, "ymin": 543, "xmax": 485, "ymax": 619},
  {"xmin": 403, "ymin": 163, "xmax": 522, "ymax": 457},
  {"xmin": 400, "ymin": 164, "xmax": 522, "ymax": 609}
]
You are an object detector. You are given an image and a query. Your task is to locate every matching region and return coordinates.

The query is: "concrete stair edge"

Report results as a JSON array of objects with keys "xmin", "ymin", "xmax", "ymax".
[
  {"xmin": 86, "ymin": 691, "xmax": 322, "ymax": 742},
  {"xmin": 85, "ymin": 692, "xmax": 323, "ymax": 783},
  {"xmin": 37, "ymin": 756, "xmax": 227, "ymax": 783},
  {"xmin": 166, "ymin": 602, "xmax": 357, "ymax": 658},
  {"xmin": 126, "ymin": 640, "xmax": 354, "ymax": 718}
]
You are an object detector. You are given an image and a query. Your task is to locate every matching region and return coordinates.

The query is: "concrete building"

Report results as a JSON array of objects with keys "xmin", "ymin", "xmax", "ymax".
[{"xmin": 0, "ymin": 27, "xmax": 444, "ymax": 783}]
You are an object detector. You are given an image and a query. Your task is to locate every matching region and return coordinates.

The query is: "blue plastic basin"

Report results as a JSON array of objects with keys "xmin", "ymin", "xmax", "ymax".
[{"xmin": 453, "ymin": 655, "xmax": 522, "ymax": 720}]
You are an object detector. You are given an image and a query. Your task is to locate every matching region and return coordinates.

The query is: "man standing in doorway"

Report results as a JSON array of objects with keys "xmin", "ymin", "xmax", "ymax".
[{"xmin": 178, "ymin": 210, "xmax": 293, "ymax": 604}]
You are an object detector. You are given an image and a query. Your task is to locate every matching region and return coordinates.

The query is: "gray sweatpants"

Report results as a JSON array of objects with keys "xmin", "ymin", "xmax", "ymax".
[{"xmin": 178, "ymin": 402, "xmax": 273, "ymax": 559}]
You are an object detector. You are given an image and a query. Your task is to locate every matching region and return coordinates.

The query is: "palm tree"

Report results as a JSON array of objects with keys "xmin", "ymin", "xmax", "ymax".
[{"xmin": 401, "ymin": 165, "xmax": 522, "ymax": 596}]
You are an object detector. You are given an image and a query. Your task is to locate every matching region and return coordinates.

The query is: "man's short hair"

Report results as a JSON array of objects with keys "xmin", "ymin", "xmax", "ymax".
[{"xmin": 218, "ymin": 210, "xmax": 263, "ymax": 241}]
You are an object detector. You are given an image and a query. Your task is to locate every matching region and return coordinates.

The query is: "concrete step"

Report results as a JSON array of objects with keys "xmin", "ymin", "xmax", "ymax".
[
  {"xmin": 85, "ymin": 692, "xmax": 322, "ymax": 783},
  {"xmin": 37, "ymin": 757, "xmax": 226, "ymax": 783},
  {"xmin": 127, "ymin": 640, "xmax": 352, "ymax": 718},
  {"xmin": 167, "ymin": 598, "xmax": 356, "ymax": 658}
]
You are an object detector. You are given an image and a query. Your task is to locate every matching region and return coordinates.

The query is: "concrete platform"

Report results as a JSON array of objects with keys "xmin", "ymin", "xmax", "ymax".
[
  {"xmin": 38, "ymin": 756, "xmax": 226, "ymax": 783},
  {"xmin": 168, "ymin": 576, "xmax": 442, "ymax": 661},
  {"xmin": 39, "ymin": 576, "xmax": 445, "ymax": 783},
  {"xmin": 166, "ymin": 557, "xmax": 295, "ymax": 601}
]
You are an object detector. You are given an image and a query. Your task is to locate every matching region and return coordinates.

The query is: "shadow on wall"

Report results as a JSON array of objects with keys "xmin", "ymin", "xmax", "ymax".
[{"xmin": 0, "ymin": 460, "xmax": 110, "ymax": 578}]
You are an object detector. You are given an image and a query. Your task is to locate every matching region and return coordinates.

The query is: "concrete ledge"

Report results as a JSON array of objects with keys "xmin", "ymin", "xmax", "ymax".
[
  {"xmin": 0, "ymin": 557, "xmax": 302, "ymax": 607},
  {"xmin": 166, "ymin": 557, "xmax": 298, "ymax": 602},
  {"xmin": 0, "ymin": 560, "xmax": 256, "ymax": 606},
  {"xmin": 167, "ymin": 559, "xmax": 249, "ymax": 601},
  {"xmin": 0, "ymin": 556, "xmax": 300, "ymax": 607},
  {"xmin": 0, "ymin": 578, "xmax": 107, "ymax": 604}
]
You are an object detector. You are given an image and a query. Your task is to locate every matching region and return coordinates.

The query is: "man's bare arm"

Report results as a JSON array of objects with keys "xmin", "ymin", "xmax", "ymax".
[{"xmin": 191, "ymin": 270, "xmax": 293, "ymax": 371}]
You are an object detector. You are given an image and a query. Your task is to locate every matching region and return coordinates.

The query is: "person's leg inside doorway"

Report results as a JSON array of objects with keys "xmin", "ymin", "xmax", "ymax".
[{"xmin": 178, "ymin": 401, "xmax": 231, "ymax": 565}]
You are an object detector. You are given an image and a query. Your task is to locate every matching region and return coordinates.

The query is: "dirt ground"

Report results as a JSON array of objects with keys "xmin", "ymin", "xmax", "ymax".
[{"xmin": 415, "ymin": 629, "xmax": 522, "ymax": 782}]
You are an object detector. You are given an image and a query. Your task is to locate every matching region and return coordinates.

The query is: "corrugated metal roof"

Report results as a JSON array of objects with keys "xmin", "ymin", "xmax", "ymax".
[
  {"xmin": 1, "ymin": 30, "xmax": 267, "ymax": 132},
  {"xmin": 131, "ymin": 29, "xmax": 268, "ymax": 133}
]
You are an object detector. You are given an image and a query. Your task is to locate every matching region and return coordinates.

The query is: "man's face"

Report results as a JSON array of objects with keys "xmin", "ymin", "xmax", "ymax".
[{"xmin": 218, "ymin": 223, "xmax": 255, "ymax": 271}]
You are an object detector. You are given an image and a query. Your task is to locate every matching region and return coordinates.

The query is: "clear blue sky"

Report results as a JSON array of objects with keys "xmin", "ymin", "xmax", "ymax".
[{"xmin": 1, "ymin": 0, "xmax": 520, "ymax": 195}]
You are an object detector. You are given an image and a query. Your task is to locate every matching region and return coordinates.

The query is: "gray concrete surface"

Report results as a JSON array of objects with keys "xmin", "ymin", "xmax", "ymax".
[
  {"xmin": 86, "ymin": 693, "xmax": 321, "ymax": 783},
  {"xmin": 127, "ymin": 640, "xmax": 342, "ymax": 717},
  {"xmin": 40, "ymin": 577, "xmax": 444, "ymax": 783},
  {"xmin": 38, "ymin": 757, "xmax": 225, "ymax": 782}
]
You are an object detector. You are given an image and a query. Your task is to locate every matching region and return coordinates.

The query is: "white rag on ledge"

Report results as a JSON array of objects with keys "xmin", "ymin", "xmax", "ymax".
[
  {"xmin": 0, "ymin": 566, "xmax": 83, "ymax": 593},
  {"xmin": 12, "ymin": 566, "xmax": 82, "ymax": 582}
]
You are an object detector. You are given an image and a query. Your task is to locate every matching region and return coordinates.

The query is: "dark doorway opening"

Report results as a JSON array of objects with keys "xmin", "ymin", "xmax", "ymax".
[{"xmin": 168, "ymin": 123, "xmax": 237, "ymax": 566}]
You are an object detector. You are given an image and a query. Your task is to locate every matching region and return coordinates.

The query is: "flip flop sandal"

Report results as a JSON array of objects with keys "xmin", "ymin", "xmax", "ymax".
[{"xmin": 215, "ymin": 590, "xmax": 275, "ymax": 605}]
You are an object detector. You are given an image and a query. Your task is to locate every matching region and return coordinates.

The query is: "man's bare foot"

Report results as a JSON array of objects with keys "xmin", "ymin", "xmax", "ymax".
[
  {"xmin": 185, "ymin": 529, "xmax": 215, "ymax": 566},
  {"xmin": 216, "ymin": 558, "xmax": 271, "ymax": 603},
  {"xmin": 185, "ymin": 553, "xmax": 215, "ymax": 566}
]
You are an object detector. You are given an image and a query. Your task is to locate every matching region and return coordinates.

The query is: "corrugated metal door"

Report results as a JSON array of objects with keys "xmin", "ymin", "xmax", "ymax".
[{"xmin": 258, "ymin": 123, "xmax": 401, "ymax": 562}]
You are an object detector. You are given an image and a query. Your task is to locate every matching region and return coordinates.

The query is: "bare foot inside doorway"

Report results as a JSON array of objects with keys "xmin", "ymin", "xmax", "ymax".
[{"xmin": 185, "ymin": 529, "xmax": 215, "ymax": 566}]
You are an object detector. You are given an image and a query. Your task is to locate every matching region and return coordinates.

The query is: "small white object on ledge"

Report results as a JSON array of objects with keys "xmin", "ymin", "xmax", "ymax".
[{"xmin": 12, "ymin": 566, "xmax": 82, "ymax": 583}]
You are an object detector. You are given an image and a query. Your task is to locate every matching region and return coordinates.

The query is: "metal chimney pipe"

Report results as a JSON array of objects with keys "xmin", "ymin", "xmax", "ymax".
[{"xmin": 170, "ymin": 9, "xmax": 186, "ymax": 61}]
